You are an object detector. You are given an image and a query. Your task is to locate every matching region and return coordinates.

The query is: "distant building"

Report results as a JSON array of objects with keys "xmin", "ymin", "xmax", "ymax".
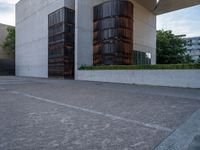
[{"xmin": 185, "ymin": 37, "xmax": 200, "ymax": 62}]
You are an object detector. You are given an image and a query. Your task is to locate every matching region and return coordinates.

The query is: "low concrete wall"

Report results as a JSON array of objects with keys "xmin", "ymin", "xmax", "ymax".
[{"xmin": 76, "ymin": 70, "xmax": 200, "ymax": 88}]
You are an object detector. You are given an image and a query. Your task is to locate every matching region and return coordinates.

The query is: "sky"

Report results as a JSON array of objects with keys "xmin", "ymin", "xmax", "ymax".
[
  {"xmin": 0, "ymin": 0, "xmax": 19, "ymax": 26},
  {"xmin": 0, "ymin": 0, "xmax": 200, "ymax": 37},
  {"xmin": 157, "ymin": 5, "xmax": 200, "ymax": 37}
]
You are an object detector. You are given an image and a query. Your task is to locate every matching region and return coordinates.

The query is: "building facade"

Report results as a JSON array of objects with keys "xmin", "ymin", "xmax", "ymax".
[
  {"xmin": 16, "ymin": 0, "xmax": 200, "ymax": 78},
  {"xmin": 185, "ymin": 36, "xmax": 200, "ymax": 62}
]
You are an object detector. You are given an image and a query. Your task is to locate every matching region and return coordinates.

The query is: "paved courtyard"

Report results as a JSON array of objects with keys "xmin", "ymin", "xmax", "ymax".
[{"xmin": 0, "ymin": 76, "xmax": 200, "ymax": 150}]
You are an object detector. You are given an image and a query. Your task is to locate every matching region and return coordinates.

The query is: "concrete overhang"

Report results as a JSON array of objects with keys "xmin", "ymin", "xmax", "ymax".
[
  {"xmin": 135, "ymin": 0, "xmax": 200, "ymax": 15},
  {"xmin": 134, "ymin": 0, "xmax": 157, "ymax": 11},
  {"xmin": 155, "ymin": 0, "xmax": 200, "ymax": 15}
]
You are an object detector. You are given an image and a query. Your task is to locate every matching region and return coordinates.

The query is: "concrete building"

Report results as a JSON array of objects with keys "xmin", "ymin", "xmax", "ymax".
[
  {"xmin": 16, "ymin": 0, "xmax": 200, "ymax": 79},
  {"xmin": 185, "ymin": 36, "xmax": 200, "ymax": 62}
]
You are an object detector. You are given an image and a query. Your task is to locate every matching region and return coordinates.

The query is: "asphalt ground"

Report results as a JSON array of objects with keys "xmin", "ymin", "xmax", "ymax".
[{"xmin": 0, "ymin": 76, "xmax": 200, "ymax": 150}]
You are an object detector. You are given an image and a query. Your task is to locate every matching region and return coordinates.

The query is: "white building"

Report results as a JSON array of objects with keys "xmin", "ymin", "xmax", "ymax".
[
  {"xmin": 16, "ymin": 0, "xmax": 200, "ymax": 79},
  {"xmin": 185, "ymin": 36, "xmax": 200, "ymax": 62}
]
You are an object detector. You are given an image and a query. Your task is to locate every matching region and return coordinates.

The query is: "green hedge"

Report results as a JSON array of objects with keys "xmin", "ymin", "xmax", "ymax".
[{"xmin": 79, "ymin": 63, "xmax": 200, "ymax": 70}]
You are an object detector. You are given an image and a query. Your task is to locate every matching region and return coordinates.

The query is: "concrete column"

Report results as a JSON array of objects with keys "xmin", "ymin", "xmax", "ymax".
[{"xmin": 75, "ymin": 0, "xmax": 93, "ymax": 79}]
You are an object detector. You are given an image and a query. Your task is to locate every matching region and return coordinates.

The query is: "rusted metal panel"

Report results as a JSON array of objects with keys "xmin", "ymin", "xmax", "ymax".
[
  {"xmin": 93, "ymin": 0, "xmax": 134, "ymax": 65},
  {"xmin": 48, "ymin": 7, "xmax": 75, "ymax": 78}
]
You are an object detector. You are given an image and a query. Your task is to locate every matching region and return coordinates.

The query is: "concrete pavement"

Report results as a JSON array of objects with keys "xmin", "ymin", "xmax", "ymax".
[{"xmin": 0, "ymin": 76, "xmax": 200, "ymax": 150}]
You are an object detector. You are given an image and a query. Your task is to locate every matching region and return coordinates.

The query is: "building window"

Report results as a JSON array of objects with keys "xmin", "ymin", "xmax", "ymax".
[{"xmin": 133, "ymin": 51, "xmax": 151, "ymax": 65}]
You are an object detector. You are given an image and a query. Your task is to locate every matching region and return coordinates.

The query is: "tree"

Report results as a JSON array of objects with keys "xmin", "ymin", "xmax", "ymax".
[
  {"xmin": 184, "ymin": 54, "xmax": 194, "ymax": 63},
  {"xmin": 156, "ymin": 30, "xmax": 192, "ymax": 64},
  {"xmin": 197, "ymin": 58, "xmax": 200, "ymax": 64},
  {"xmin": 1, "ymin": 27, "xmax": 15, "ymax": 58}
]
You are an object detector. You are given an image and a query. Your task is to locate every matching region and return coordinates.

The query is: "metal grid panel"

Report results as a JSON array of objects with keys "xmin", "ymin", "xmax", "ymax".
[
  {"xmin": 48, "ymin": 7, "xmax": 75, "ymax": 78},
  {"xmin": 93, "ymin": 0, "xmax": 134, "ymax": 65}
]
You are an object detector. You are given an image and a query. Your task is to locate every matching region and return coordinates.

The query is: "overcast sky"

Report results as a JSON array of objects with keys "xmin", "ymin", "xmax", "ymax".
[
  {"xmin": 157, "ymin": 5, "xmax": 200, "ymax": 37},
  {"xmin": 0, "ymin": 0, "xmax": 200, "ymax": 37},
  {"xmin": 0, "ymin": 0, "xmax": 19, "ymax": 25}
]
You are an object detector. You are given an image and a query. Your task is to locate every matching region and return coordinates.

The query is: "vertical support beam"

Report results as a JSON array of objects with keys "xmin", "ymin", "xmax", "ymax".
[{"xmin": 75, "ymin": 0, "xmax": 93, "ymax": 79}]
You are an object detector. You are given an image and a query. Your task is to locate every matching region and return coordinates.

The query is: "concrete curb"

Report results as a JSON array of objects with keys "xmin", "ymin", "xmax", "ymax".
[{"xmin": 154, "ymin": 109, "xmax": 200, "ymax": 150}]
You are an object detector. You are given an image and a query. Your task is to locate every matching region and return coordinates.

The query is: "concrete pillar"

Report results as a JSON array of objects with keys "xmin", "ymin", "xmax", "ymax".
[{"xmin": 75, "ymin": 0, "xmax": 93, "ymax": 79}]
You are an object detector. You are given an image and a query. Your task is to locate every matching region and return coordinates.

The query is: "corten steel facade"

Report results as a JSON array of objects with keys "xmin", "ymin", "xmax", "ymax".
[
  {"xmin": 48, "ymin": 8, "xmax": 75, "ymax": 78},
  {"xmin": 93, "ymin": 1, "xmax": 134, "ymax": 65},
  {"xmin": 16, "ymin": 0, "xmax": 200, "ymax": 79}
]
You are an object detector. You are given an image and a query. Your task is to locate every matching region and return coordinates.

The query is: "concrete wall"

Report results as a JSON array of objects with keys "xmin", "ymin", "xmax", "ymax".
[
  {"xmin": 75, "ymin": 0, "xmax": 156, "ymax": 79},
  {"xmin": 16, "ymin": 0, "xmax": 156, "ymax": 78},
  {"xmin": 76, "ymin": 70, "xmax": 200, "ymax": 88},
  {"xmin": 131, "ymin": 0, "xmax": 156, "ymax": 64},
  {"xmin": 16, "ymin": 0, "xmax": 74, "ymax": 78},
  {"xmin": 75, "ymin": 0, "xmax": 93, "ymax": 76}
]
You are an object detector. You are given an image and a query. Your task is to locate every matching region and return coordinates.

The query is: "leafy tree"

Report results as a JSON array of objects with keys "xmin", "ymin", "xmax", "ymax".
[
  {"xmin": 197, "ymin": 58, "xmax": 200, "ymax": 64},
  {"xmin": 184, "ymin": 54, "xmax": 194, "ymax": 63},
  {"xmin": 1, "ymin": 27, "xmax": 15, "ymax": 58},
  {"xmin": 156, "ymin": 30, "xmax": 192, "ymax": 64}
]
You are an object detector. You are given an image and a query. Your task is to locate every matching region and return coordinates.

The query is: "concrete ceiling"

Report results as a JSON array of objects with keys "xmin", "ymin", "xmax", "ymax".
[
  {"xmin": 134, "ymin": 0, "xmax": 200, "ymax": 15},
  {"xmin": 134, "ymin": 0, "xmax": 157, "ymax": 11},
  {"xmin": 155, "ymin": 0, "xmax": 200, "ymax": 15}
]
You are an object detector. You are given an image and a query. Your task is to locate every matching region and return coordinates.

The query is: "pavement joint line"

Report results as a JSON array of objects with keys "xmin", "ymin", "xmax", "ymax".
[
  {"xmin": 154, "ymin": 109, "xmax": 200, "ymax": 150},
  {"xmin": 0, "ymin": 82, "xmax": 33, "ymax": 85},
  {"xmin": 131, "ymin": 141, "xmax": 146, "ymax": 148},
  {"xmin": 9, "ymin": 90, "xmax": 172, "ymax": 132},
  {"xmin": 10, "ymin": 91, "xmax": 20, "ymax": 94}
]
